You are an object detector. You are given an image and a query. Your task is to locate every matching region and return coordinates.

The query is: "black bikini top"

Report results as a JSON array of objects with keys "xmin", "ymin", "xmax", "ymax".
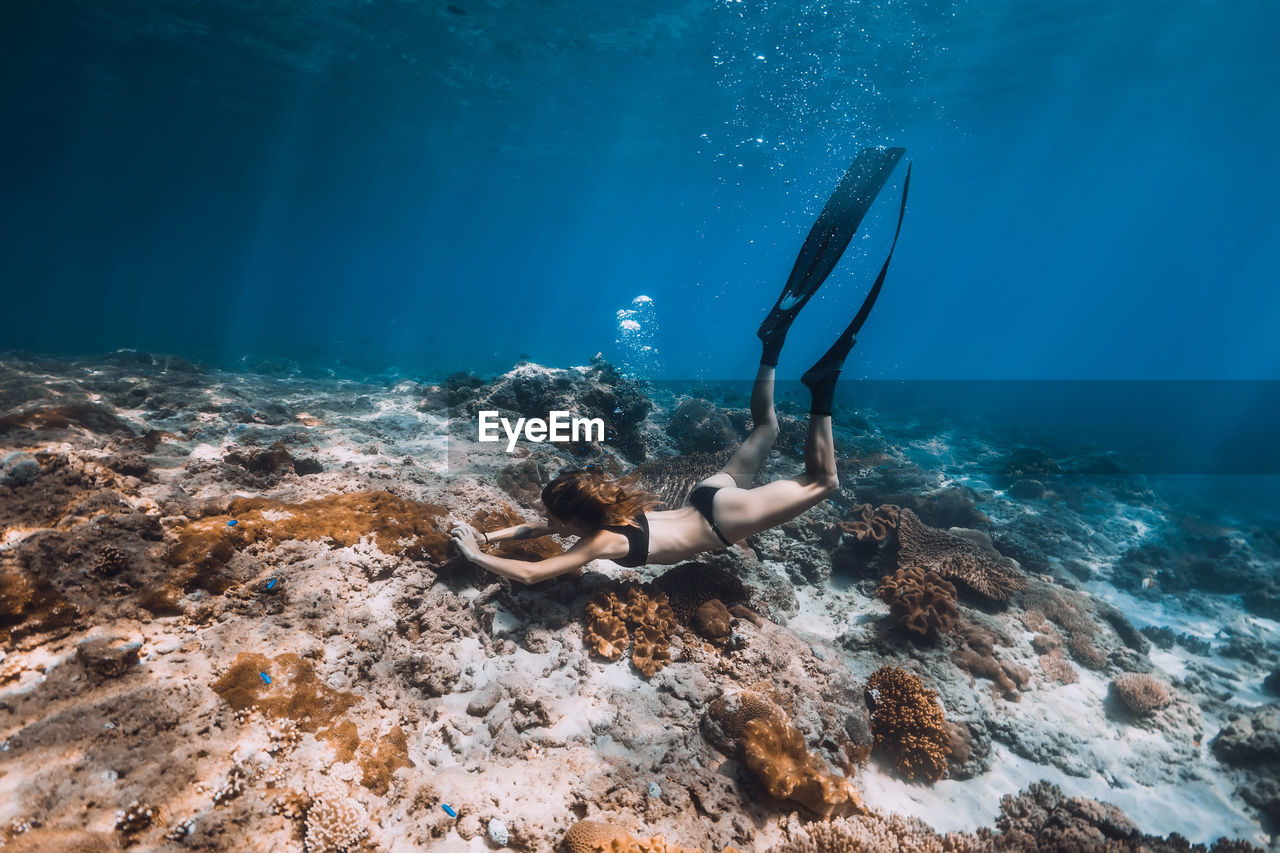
[{"xmin": 602, "ymin": 514, "xmax": 650, "ymax": 568}]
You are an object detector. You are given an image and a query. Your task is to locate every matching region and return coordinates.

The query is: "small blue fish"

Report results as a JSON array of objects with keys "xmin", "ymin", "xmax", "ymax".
[
  {"xmin": 613, "ymin": 406, "xmax": 623, "ymax": 414},
  {"xmin": 227, "ymin": 520, "xmax": 238, "ymax": 527},
  {"xmin": 266, "ymin": 578, "xmax": 276, "ymax": 590},
  {"xmin": 260, "ymin": 672, "xmax": 271, "ymax": 685},
  {"xmin": 442, "ymin": 804, "xmax": 457, "ymax": 817}
]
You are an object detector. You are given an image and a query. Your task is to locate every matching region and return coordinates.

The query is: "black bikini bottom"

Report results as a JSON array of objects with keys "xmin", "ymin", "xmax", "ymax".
[{"xmin": 689, "ymin": 485, "xmax": 733, "ymax": 547}]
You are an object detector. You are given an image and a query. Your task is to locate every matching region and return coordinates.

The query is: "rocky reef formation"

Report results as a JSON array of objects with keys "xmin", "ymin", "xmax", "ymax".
[{"xmin": 0, "ymin": 353, "xmax": 1274, "ymax": 851}]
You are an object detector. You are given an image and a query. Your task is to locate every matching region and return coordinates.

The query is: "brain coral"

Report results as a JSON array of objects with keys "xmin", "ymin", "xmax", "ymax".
[
  {"xmin": 865, "ymin": 666, "xmax": 951, "ymax": 783},
  {"xmin": 705, "ymin": 689, "xmax": 787, "ymax": 749},
  {"xmin": 895, "ymin": 509, "xmax": 1025, "ymax": 602},
  {"xmin": 1110, "ymin": 673, "xmax": 1172, "ymax": 716},
  {"xmin": 875, "ymin": 566, "xmax": 959, "ymax": 638},
  {"xmin": 562, "ymin": 818, "xmax": 745, "ymax": 852}
]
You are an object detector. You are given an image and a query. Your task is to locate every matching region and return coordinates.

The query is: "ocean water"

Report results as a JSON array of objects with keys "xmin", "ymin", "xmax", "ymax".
[
  {"xmin": 3, "ymin": 2, "xmax": 1280, "ymax": 850},
  {"xmin": 4, "ymin": 0, "xmax": 1278, "ymax": 380}
]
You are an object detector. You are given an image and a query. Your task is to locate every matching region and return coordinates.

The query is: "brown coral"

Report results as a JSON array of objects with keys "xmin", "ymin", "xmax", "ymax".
[
  {"xmin": 1039, "ymin": 652, "xmax": 1079, "ymax": 685},
  {"xmin": 1110, "ymin": 673, "xmax": 1172, "ymax": 716},
  {"xmin": 562, "ymin": 818, "xmax": 736, "ymax": 853},
  {"xmin": 211, "ymin": 653, "xmax": 357, "ymax": 732},
  {"xmin": 0, "ymin": 553, "xmax": 80, "ymax": 646},
  {"xmin": 359, "ymin": 726, "xmax": 413, "ymax": 794},
  {"xmin": 740, "ymin": 714, "xmax": 863, "ymax": 818},
  {"xmin": 837, "ymin": 503, "xmax": 900, "ymax": 543},
  {"xmin": 865, "ymin": 666, "xmax": 951, "ymax": 783},
  {"xmin": 0, "ymin": 829, "xmax": 122, "ymax": 852},
  {"xmin": 582, "ymin": 585, "xmax": 678, "ymax": 677},
  {"xmin": 471, "ymin": 503, "xmax": 562, "ymax": 561},
  {"xmin": 584, "ymin": 589, "xmax": 630, "ymax": 660},
  {"xmin": 631, "ymin": 625, "xmax": 672, "ymax": 677},
  {"xmin": 766, "ymin": 808, "xmax": 987, "ymax": 853},
  {"xmin": 895, "ymin": 508, "xmax": 1025, "ymax": 602},
  {"xmin": 693, "ymin": 598, "xmax": 733, "ymax": 642},
  {"xmin": 875, "ymin": 566, "xmax": 959, "ymax": 638},
  {"xmin": 168, "ymin": 491, "xmax": 450, "ymax": 596},
  {"xmin": 705, "ymin": 689, "xmax": 861, "ymax": 818}
]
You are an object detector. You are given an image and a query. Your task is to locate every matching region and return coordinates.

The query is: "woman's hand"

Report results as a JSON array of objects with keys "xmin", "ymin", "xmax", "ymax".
[{"xmin": 449, "ymin": 523, "xmax": 484, "ymax": 559}]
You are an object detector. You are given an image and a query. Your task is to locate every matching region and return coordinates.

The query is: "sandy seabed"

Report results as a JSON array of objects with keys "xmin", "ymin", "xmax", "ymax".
[{"xmin": 1, "ymin": 351, "xmax": 1277, "ymax": 852}]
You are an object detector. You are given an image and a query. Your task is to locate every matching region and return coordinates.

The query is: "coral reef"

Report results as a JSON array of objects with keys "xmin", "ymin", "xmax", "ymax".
[
  {"xmin": 693, "ymin": 599, "xmax": 733, "ymax": 644},
  {"xmin": 582, "ymin": 584, "xmax": 678, "ymax": 677},
  {"xmin": 633, "ymin": 449, "xmax": 735, "ymax": 509},
  {"xmin": 211, "ymin": 652, "xmax": 358, "ymax": 731},
  {"xmin": 666, "ymin": 398, "xmax": 739, "ymax": 454},
  {"xmin": 303, "ymin": 780, "xmax": 369, "ymax": 853},
  {"xmin": 766, "ymin": 808, "xmax": 987, "ymax": 853},
  {"xmin": 951, "ymin": 624, "xmax": 1029, "ymax": 701},
  {"xmin": 896, "ymin": 509, "xmax": 1025, "ymax": 602},
  {"xmin": 561, "ymin": 818, "xmax": 731, "ymax": 852},
  {"xmin": 838, "ymin": 503, "xmax": 900, "ymax": 543},
  {"xmin": 875, "ymin": 566, "xmax": 959, "ymax": 639},
  {"xmin": 705, "ymin": 689, "xmax": 862, "ymax": 818},
  {"xmin": 865, "ymin": 666, "xmax": 952, "ymax": 783},
  {"xmin": 740, "ymin": 713, "xmax": 863, "ymax": 818},
  {"xmin": 1110, "ymin": 673, "xmax": 1173, "ymax": 717}
]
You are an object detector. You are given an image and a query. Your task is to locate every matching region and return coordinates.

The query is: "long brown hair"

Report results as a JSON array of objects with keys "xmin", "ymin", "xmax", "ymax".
[{"xmin": 541, "ymin": 468, "xmax": 659, "ymax": 528}]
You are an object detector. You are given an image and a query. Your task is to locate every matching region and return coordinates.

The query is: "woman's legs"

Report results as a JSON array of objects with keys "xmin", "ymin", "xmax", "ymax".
[
  {"xmin": 717, "ymin": 363, "xmax": 781, "ymax": 489},
  {"xmin": 711, "ymin": 406, "xmax": 838, "ymax": 543}
]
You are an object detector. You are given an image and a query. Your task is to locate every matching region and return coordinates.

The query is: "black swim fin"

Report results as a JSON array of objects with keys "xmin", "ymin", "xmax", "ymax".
[
  {"xmin": 802, "ymin": 160, "xmax": 912, "ymax": 415},
  {"xmin": 758, "ymin": 146, "xmax": 906, "ymax": 366}
]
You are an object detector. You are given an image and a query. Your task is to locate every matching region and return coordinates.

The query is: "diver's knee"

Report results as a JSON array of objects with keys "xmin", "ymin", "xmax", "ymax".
[
  {"xmin": 755, "ymin": 421, "xmax": 780, "ymax": 442},
  {"xmin": 817, "ymin": 472, "xmax": 839, "ymax": 496}
]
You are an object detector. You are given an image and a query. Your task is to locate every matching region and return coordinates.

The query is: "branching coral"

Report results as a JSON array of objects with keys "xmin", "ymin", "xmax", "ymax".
[
  {"xmin": 875, "ymin": 566, "xmax": 959, "ymax": 639},
  {"xmin": 765, "ymin": 808, "xmax": 988, "ymax": 853},
  {"xmin": 838, "ymin": 503, "xmax": 901, "ymax": 543},
  {"xmin": 1039, "ymin": 652, "xmax": 1079, "ymax": 685},
  {"xmin": 865, "ymin": 667, "xmax": 951, "ymax": 783},
  {"xmin": 303, "ymin": 780, "xmax": 368, "ymax": 853},
  {"xmin": 895, "ymin": 509, "xmax": 1025, "ymax": 602},
  {"xmin": 1110, "ymin": 673, "xmax": 1172, "ymax": 716}
]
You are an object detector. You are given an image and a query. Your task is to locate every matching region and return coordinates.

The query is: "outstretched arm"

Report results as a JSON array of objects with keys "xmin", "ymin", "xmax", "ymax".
[
  {"xmin": 451, "ymin": 521, "xmax": 554, "ymax": 546},
  {"xmin": 450, "ymin": 525, "xmax": 600, "ymax": 585}
]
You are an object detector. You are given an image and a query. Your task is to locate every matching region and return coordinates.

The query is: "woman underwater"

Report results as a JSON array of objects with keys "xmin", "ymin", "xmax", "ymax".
[{"xmin": 451, "ymin": 147, "xmax": 911, "ymax": 584}]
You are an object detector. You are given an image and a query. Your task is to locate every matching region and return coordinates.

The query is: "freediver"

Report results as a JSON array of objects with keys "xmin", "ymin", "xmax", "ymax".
[{"xmin": 450, "ymin": 148, "xmax": 911, "ymax": 584}]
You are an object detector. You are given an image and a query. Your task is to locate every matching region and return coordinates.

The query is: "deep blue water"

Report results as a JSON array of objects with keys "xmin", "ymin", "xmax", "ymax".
[{"xmin": 4, "ymin": 0, "xmax": 1278, "ymax": 383}]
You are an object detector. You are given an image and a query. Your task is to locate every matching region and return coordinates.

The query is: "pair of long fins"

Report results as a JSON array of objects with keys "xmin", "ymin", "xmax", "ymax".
[{"xmin": 759, "ymin": 146, "xmax": 912, "ymax": 361}]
